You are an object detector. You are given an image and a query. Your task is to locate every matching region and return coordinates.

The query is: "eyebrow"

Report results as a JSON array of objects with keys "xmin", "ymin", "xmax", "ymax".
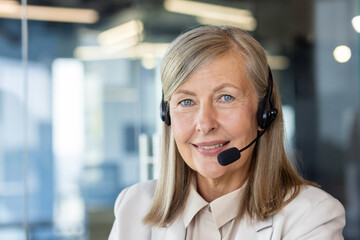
[
  {"xmin": 172, "ymin": 89, "xmax": 196, "ymax": 96},
  {"xmin": 213, "ymin": 83, "xmax": 241, "ymax": 92},
  {"xmin": 172, "ymin": 82, "xmax": 243, "ymax": 97}
]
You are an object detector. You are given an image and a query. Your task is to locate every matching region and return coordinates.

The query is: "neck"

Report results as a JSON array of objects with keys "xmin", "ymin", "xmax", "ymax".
[{"xmin": 196, "ymin": 172, "xmax": 248, "ymax": 202}]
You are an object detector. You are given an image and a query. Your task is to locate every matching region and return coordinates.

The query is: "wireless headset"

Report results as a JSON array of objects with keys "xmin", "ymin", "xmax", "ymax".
[
  {"xmin": 160, "ymin": 92, "xmax": 171, "ymax": 126},
  {"xmin": 256, "ymin": 67, "xmax": 278, "ymax": 129},
  {"xmin": 160, "ymin": 67, "xmax": 277, "ymax": 129}
]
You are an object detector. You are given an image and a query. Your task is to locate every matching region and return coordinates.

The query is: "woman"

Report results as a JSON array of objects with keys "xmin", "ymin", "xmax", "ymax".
[{"xmin": 109, "ymin": 25, "xmax": 345, "ymax": 239}]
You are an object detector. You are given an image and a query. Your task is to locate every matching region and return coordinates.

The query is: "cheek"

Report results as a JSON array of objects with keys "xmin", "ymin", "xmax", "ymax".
[
  {"xmin": 170, "ymin": 111, "xmax": 194, "ymax": 143},
  {"xmin": 220, "ymin": 107, "xmax": 258, "ymax": 135},
  {"xmin": 170, "ymin": 112, "xmax": 196, "ymax": 168}
]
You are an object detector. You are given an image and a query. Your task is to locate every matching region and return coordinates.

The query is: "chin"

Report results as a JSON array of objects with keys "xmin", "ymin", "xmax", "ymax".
[{"xmin": 195, "ymin": 161, "xmax": 227, "ymax": 180}]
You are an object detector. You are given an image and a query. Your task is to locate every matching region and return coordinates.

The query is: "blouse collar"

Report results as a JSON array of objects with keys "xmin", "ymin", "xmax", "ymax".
[{"xmin": 182, "ymin": 177, "xmax": 247, "ymax": 229}]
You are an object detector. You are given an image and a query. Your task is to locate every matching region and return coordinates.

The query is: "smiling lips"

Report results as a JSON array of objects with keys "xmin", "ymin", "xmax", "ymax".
[
  {"xmin": 193, "ymin": 141, "xmax": 230, "ymax": 155},
  {"xmin": 196, "ymin": 141, "xmax": 230, "ymax": 149}
]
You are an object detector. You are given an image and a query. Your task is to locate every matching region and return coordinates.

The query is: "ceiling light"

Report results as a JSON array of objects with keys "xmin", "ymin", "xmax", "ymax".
[
  {"xmin": 74, "ymin": 37, "xmax": 141, "ymax": 60},
  {"xmin": 333, "ymin": 45, "xmax": 351, "ymax": 63},
  {"xmin": 0, "ymin": 1, "xmax": 99, "ymax": 23},
  {"xmin": 164, "ymin": 0, "xmax": 256, "ymax": 31},
  {"xmin": 352, "ymin": 15, "xmax": 360, "ymax": 33},
  {"xmin": 74, "ymin": 42, "xmax": 170, "ymax": 61},
  {"xmin": 98, "ymin": 20, "xmax": 144, "ymax": 46},
  {"xmin": 197, "ymin": 17, "xmax": 256, "ymax": 31}
]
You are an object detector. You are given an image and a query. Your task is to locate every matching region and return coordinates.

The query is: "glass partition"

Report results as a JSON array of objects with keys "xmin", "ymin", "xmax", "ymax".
[{"xmin": 0, "ymin": 1, "xmax": 27, "ymax": 239}]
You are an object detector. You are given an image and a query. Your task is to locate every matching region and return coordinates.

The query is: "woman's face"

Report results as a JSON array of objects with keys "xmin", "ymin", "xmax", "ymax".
[{"xmin": 169, "ymin": 53, "xmax": 259, "ymax": 182}]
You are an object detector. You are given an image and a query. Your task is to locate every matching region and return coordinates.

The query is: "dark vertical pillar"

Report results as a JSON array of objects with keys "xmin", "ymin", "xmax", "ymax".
[{"xmin": 293, "ymin": 37, "xmax": 318, "ymax": 181}]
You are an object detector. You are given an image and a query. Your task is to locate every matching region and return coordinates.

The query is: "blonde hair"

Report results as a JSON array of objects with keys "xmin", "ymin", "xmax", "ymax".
[{"xmin": 144, "ymin": 25, "xmax": 312, "ymax": 226}]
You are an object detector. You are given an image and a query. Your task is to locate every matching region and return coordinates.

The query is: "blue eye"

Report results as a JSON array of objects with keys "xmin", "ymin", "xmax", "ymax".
[
  {"xmin": 221, "ymin": 95, "xmax": 234, "ymax": 102},
  {"xmin": 180, "ymin": 99, "xmax": 193, "ymax": 106}
]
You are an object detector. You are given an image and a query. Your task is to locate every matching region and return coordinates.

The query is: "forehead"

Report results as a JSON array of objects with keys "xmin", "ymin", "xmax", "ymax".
[{"xmin": 175, "ymin": 52, "xmax": 251, "ymax": 91}]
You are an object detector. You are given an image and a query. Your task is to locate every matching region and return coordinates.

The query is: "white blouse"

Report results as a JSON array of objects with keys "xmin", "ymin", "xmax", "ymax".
[{"xmin": 183, "ymin": 180, "xmax": 252, "ymax": 240}]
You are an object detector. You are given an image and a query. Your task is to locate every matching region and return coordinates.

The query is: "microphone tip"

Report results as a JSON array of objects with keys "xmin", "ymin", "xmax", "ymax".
[{"xmin": 217, "ymin": 147, "xmax": 241, "ymax": 166}]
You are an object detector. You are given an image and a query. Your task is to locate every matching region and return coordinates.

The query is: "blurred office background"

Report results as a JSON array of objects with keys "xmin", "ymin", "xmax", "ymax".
[{"xmin": 0, "ymin": 0, "xmax": 359, "ymax": 239}]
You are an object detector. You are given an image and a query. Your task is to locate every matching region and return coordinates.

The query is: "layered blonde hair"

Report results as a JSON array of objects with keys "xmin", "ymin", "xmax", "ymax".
[{"xmin": 144, "ymin": 25, "xmax": 311, "ymax": 227}]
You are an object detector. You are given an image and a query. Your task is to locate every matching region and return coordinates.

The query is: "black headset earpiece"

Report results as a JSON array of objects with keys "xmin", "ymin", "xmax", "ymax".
[
  {"xmin": 256, "ymin": 67, "xmax": 278, "ymax": 129},
  {"xmin": 160, "ymin": 91, "xmax": 171, "ymax": 126}
]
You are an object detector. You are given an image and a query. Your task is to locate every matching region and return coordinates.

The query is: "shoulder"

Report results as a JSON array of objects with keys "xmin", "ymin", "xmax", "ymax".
[
  {"xmin": 114, "ymin": 180, "xmax": 157, "ymax": 213},
  {"xmin": 272, "ymin": 185, "xmax": 345, "ymax": 239},
  {"xmin": 115, "ymin": 180, "xmax": 157, "ymax": 204},
  {"xmin": 285, "ymin": 185, "xmax": 344, "ymax": 217},
  {"xmin": 108, "ymin": 180, "xmax": 157, "ymax": 240}
]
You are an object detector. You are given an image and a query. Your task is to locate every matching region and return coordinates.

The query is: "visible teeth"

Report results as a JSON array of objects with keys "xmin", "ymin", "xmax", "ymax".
[{"xmin": 198, "ymin": 143, "xmax": 226, "ymax": 150}]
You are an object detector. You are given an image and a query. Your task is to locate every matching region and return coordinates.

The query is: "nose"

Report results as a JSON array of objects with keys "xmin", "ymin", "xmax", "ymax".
[{"xmin": 195, "ymin": 102, "xmax": 219, "ymax": 134}]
